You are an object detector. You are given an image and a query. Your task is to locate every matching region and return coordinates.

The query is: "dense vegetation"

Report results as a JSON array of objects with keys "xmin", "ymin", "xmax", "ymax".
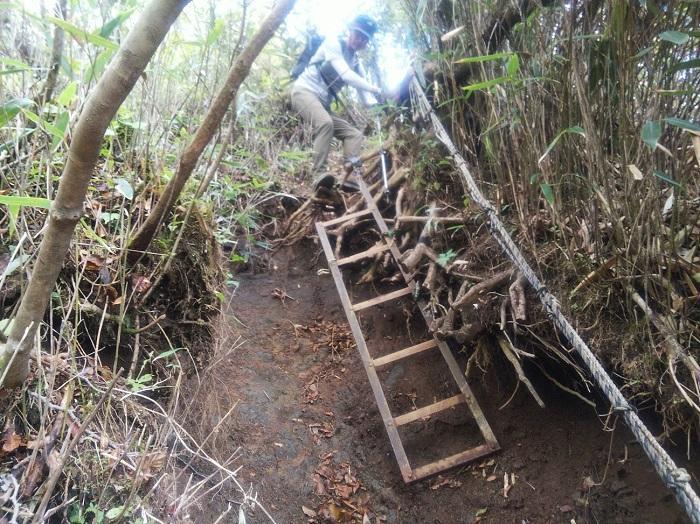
[{"xmin": 0, "ymin": 0, "xmax": 698, "ymax": 521}]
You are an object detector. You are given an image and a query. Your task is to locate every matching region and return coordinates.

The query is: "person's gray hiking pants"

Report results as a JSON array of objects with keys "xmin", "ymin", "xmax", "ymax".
[{"xmin": 291, "ymin": 87, "xmax": 363, "ymax": 177}]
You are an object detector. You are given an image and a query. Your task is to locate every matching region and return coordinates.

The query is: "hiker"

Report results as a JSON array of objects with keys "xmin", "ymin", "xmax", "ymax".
[{"xmin": 291, "ymin": 14, "xmax": 383, "ymax": 192}]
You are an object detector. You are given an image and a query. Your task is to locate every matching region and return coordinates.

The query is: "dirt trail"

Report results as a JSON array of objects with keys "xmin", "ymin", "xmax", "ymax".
[{"xmin": 187, "ymin": 242, "xmax": 692, "ymax": 524}]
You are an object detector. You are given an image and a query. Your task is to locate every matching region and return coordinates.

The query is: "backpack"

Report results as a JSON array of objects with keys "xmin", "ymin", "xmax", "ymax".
[{"xmin": 290, "ymin": 33, "xmax": 325, "ymax": 80}]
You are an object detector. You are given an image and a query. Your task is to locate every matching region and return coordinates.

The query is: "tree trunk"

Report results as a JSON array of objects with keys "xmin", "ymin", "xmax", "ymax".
[
  {"xmin": 127, "ymin": 0, "xmax": 297, "ymax": 259},
  {"xmin": 41, "ymin": 0, "xmax": 68, "ymax": 105},
  {"xmin": 0, "ymin": 0, "xmax": 190, "ymax": 388}
]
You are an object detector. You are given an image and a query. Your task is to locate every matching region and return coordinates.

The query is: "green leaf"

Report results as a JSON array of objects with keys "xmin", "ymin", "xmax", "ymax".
[
  {"xmin": 24, "ymin": 110, "xmax": 65, "ymax": 140},
  {"xmin": 669, "ymin": 58, "xmax": 700, "ymax": 73},
  {"xmin": 631, "ymin": 47, "xmax": 653, "ymax": 60},
  {"xmin": 463, "ymin": 76, "xmax": 511, "ymax": 92},
  {"xmin": 1, "ymin": 254, "xmax": 30, "ymax": 280},
  {"xmin": 540, "ymin": 183, "xmax": 555, "ymax": 205},
  {"xmin": 0, "ymin": 98, "xmax": 33, "ymax": 127},
  {"xmin": 652, "ymin": 171, "xmax": 682, "ymax": 188},
  {"xmin": 115, "ymin": 178, "xmax": 133, "ymax": 200},
  {"xmin": 506, "ymin": 53, "xmax": 520, "ymax": 76},
  {"xmin": 206, "ymin": 18, "xmax": 225, "ymax": 45},
  {"xmin": 659, "ymin": 30, "xmax": 690, "ymax": 45},
  {"xmin": 0, "ymin": 195, "xmax": 50, "ymax": 237},
  {"xmin": 79, "ymin": 219, "xmax": 115, "ymax": 252},
  {"xmin": 436, "ymin": 249, "xmax": 457, "ymax": 268},
  {"xmin": 100, "ymin": 212, "xmax": 121, "ymax": 223},
  {"xmin": 99, "ymin": 8, "xmax": 135, "ymax": 38},
  {"xmin": 664, "ymin": 117, "xmax": 700, "ymax": 133},
  {"xmin": 153, "ymin": 347, "xmax": 182, "ymax": 362},
  {"xmin": 0, "ymin": 319, "xmax": 12, "ymax": 337},
  {"xmin": 475, "ymin": 508, "xmax": 488, "ymax": 517},
  {"xmin": 51, "ymin": 111, "xmax": 70, "ymax": 149},
  {"xmin": 0, "ymin": 195, "xmax": 52, "ymax": 209},
  {"xmin": 538, "ymin": 126, "xmax": 585, "ymax": 164},
  {"xmin": 642, "ymin": 120, "xmax": 662, "ymax": 149},
  {"xmin": 47, "ymin": 16, "xmax": 118, "ymax": 50},
  {"xmin": 656, "ymin": 89, "xmax": 693, "ymax": 96},
  {"xmin": 56, "ymin": 81, "xmax": 77, "ymax": 107},
  {"xmin": 0, "ymin": 57, "xmax": 31, "ymax": 75},
  {"xmin": 86, "ymin": 49, "xmax": 115, "ymax": 83},
  {"xmin": 455, "ymin": 52, "xmax": 513, "ymax": 64},
  {"xmin": 0, "ymin": 57, "xmax": 30, "ymax": 70},
  {"xmin": 105, "ymin": 506, "xmax": 124, "ymax": 520}
]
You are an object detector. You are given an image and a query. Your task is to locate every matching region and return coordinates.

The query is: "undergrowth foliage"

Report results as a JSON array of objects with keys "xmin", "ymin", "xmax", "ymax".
[
  {"xmin": 0, "ymin": 0, "xmax": 282, "ymax": 521},
  {"xmin": 1, "ymin": 0, "xmax": 699, "ymax": 520},
  {"xmin": 401, "ymin": 0, "xmax": 699, "ymax": 435}
]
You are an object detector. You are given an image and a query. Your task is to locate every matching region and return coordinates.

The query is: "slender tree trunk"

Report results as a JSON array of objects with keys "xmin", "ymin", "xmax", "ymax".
[
  {"xmin": 41, "ymin": 0, "xmax": 68, "ymax": 105},
  {"xmin": 128, "ymin": 0, "xmax": 297, "ymax": 259},
  {"xmin": 0, "ymin": 0, "xmax": 191, "ymax": 388}
]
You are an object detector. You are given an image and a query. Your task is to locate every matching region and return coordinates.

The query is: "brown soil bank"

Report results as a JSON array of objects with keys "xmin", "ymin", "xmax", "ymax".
[{"xmin": 182, "ymin": 241, "xmax": 696, "ymax": 523}]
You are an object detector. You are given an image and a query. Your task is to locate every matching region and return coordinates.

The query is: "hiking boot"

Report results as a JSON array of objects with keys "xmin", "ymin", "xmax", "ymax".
[
  {"xmin": 312, "ymin": 173, "xmax": 336, "ymax": 192},
  {"xmin": 314, "ymin": 185, "xmax": 343, "ymax": 207},
  {"xmin": 339, "ymin": 179, "xmax": 360, "ymax": 193}
]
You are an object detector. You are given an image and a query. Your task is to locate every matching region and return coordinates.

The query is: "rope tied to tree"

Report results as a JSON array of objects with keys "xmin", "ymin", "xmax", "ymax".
[{"xmin": 408, "ymin": 75, "xmax": 700, "ymax": 524}]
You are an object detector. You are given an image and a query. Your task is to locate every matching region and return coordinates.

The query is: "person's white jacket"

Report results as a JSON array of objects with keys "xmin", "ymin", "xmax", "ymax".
[{"xmin": 293, "ymin": 36, "xmax": 379, "ymax": 107}]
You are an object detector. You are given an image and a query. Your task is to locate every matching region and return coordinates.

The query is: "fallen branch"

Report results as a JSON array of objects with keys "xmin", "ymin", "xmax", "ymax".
[
  {"xmin": 570, "ymin": 256, "xmax": 617, "ymax": 298},
  {"xmin": 508, "ymin": 273, "xmax": 527, "ymax": 322},
  {"xmin": 32, "ymin": 371, "xmax": 123, "ymax": 523},
  {"xmin": 452, "ymin": 269, "xmax": 515, "ymax": 310},
  {"xmin": 628, "ymin": 285, "xmax": 700, "ymax": 413},
  {"xmin": 497, "ymin": 336, "xmax": 545, "ymax": 408}
]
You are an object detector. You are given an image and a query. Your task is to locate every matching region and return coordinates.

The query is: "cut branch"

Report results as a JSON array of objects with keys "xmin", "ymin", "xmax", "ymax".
[
  {"xmin": 128, "ymin": 0, "xmax": 297, "ymax": 260},
  {"xmin": 0, "ymin": 0, "xmax": 190, "ymax": 387}
]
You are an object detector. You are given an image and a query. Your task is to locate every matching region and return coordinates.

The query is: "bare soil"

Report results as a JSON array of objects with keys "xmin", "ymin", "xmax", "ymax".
[{"xmin": 183, "ymin": 241, "xmax": 694, "ymax": 524}]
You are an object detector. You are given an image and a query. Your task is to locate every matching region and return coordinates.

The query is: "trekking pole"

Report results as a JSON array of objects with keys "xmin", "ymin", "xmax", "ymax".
[{"xmin": 376, "ymin": 116, "xmax": 389, "ymax": 196}]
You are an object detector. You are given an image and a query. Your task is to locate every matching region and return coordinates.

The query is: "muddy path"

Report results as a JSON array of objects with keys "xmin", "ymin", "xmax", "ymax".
[{"xmin": 184, "ymin": 241, "xmax": 693, "ymax": 524}]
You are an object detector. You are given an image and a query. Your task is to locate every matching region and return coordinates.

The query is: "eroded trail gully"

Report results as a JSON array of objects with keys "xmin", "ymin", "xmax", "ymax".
[{"xmin": 183, "ymin": 242, "xmax": 691, "ymax": 524}]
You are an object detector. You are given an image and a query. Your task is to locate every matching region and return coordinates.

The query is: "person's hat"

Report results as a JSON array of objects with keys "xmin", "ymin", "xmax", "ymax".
[{"xmin": 350, "ymin": 14, "xmax": 378, "ymax": 39}]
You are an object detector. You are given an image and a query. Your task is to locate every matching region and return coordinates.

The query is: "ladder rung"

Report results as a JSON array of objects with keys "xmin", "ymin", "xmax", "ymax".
[
  {"xmin": 320, "ymin": 208, "xmax": 372, "ymax": 227},
  {"xmin": 411, "ymin": 444, "xmax": 495, "ymax": 481},
  {"xmin": 373, "ymin": 339, "xmax": 438, "ymax": 368},
  {"xmin": 394, "ymin": 394, "xmax": 464, "ymax": 427},
  {"xmin": 351, "ymin": 287, "xmax": 412, "ymax": 311},
  {"xmin": 337, "ymin": 242, "xmax": 390, "ymax": 266}
]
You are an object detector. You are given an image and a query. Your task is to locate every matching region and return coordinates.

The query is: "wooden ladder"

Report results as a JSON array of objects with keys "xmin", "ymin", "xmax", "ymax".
[{"xmin": 315, "ymin": 177, "xmax": 499, "ymax": 483}]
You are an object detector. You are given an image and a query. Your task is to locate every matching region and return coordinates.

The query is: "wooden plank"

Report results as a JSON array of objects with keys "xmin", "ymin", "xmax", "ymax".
[
  {"xmin": 411, "ymin": 444, "xmax": 495, "ymax": 482},
  {"xmin": 318, "ymin": 179, "xmax": 500, "ymax": 483},
  {"xmin": 315, "ymin": 222, "xmax": 414, "ymax": 482},
  {"xmin": 351, "ymin": 287, "xmax": 412, "ymax": 311},
  {"xmin": 432, "ymin": 334, "xmax": 499, "ymax": 449},
  {"xmin": 394, "ymin": 394, "xmax": 464, "ymax": 427},
  {"xmin": 337, "ymin": 242, "xmax": 390, "ymax": 266},
  {"xmin": 357, "ymin": 179, "xmax": 413, "ymax": 283},
  {"xmin": 356, "ymin": 176, "xmax": 500, "ymax": 451},
  {"xmin": 373, "ymin": 339, "xmax": 438, "ymax": 368},
  {"xmin": 320, "ymin": 208, "xmax": 372, "ymax": 227}
]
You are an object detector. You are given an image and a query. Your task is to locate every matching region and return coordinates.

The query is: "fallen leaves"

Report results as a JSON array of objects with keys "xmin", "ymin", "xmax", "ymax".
[
  {"xmin": 131, "ymin": 274, "xmax": 152, "ymax": 294},
  {"xmin": 290, "ymin": 317, "xmax": 356, "ymax": 356},
  {"xmin": 308, "ymin": 421, "xmax": 335, "ymax": 444},
  {"xmin": 2, "ymin": 431, "xmax": 24, "ymax": 454},
  {"xmin": 304, "ymin": 380, "xmax": 320, "ymax": 404},
  {"xmin": 302, "ymin": 453, "xmax": 384, "ymax": 523},
  {"xmin": 429, "ymin": 475, "xmax": 462, "ymax": 490},
  {"xmin": 272, "ymin": 287, "xmax": 296, "ymax": 304}
]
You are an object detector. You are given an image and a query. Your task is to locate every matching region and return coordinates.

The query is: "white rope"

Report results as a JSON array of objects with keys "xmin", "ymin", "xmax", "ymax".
[{"xmin": 409, "ymin": 76, "xmax": 700, "ymax": 524}]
